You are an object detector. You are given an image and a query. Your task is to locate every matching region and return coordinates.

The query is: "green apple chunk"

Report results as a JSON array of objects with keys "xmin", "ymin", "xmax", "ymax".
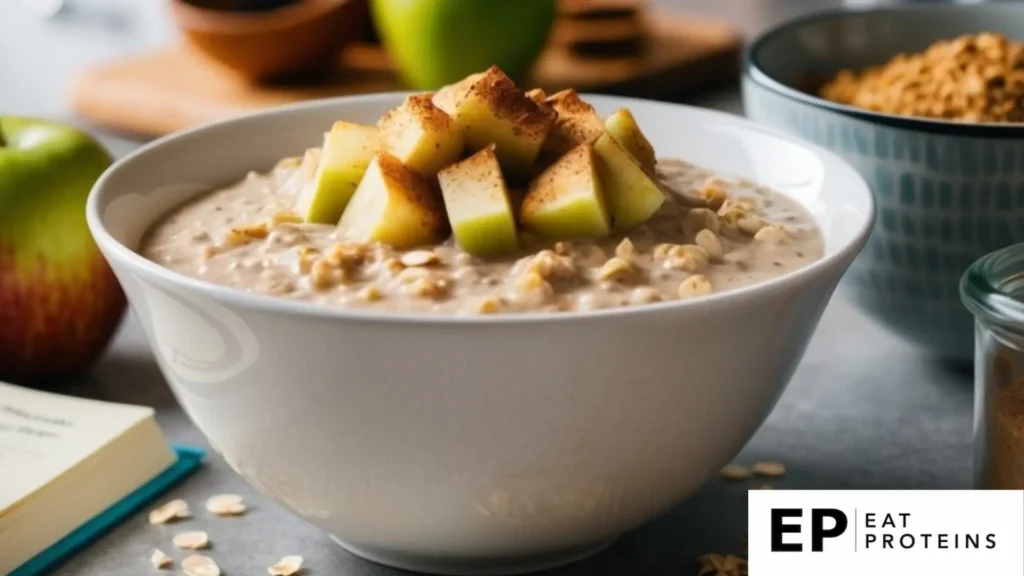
[
  {"xmin": 605, "ymin": 108, "xmax": 657, "ymax": 172},
  {"xmin": 520, "ymin": 143, "xmax": 610, "ymax": 239},
  {"xmin": 593, "ymin": 132, "xmax": 665, "ymax": 230},
  {"xmin": 432, "ymin": 66, "xmax": 557, "ymax": 176},
  {"xmin": 337, "ymin": 152, "xmax": 447, "ymax": 249},
  {"xmin": 295, "ymin": 121, "xmax": 379, "ymax": 224},
  {"xmin": 379, "ymin": 94, "xmax": 464, "ymax": 176},
  {"xmin": 542, "ymin": 89, "xmax": 606, "ymax": 157},
  {"xmin": 437, "ymin": 146, "xmax": 518, "ymax": 257}
]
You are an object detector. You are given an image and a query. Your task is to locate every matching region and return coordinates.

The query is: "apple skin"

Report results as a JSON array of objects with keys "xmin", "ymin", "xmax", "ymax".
[
  {"xmin": 370, "ymin": 0, "xmax": 558, "ymax": 89},
  {"xmin": 0, "ymin": 117, "xmax": 126, "ymax": 385}
]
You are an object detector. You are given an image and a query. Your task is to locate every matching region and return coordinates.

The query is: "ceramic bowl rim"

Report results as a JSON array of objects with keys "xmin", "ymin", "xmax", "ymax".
[
  {"xmin": 86, "ymin": 92, "xmax": 875, "ymax": 327},
  {"xmin": 745, "ymin": 3, "xmax": 1024, "ymax": 139}
]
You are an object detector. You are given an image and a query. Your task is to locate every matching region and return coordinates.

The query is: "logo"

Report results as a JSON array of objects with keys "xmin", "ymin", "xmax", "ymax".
[
  {"xmin": 770, "ymin": 508, "xmax": 848, "ymax": 552},
  {"xmin": 748, "ymin": 491, "xmax": 1023, "ymax": 576}
]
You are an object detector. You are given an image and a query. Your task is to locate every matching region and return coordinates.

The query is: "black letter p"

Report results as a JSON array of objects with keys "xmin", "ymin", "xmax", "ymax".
[{"xmin": 811, "ymin": 509, "xmax": 848, "ymax": 552}]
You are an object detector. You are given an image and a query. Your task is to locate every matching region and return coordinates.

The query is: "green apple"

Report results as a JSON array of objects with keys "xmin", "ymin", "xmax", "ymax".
[
  {"xmin": 593, "ymin": 132, "xmax": 665, "ymax": 230},
  {"xmin": 370, "ymin": 0, "xmax": 558, "ymax": 89},
  {"xmin": 520, "ymin": 143, "xmax": 610, "ymax": 239},
  {"xmin": 437, "ymin": 146, "xmax": 518, "ymax": 256},
  {"xmin": 338, "ymin": 152, "xmax": 448, "ymax": 249},
  {"xmin": 605, "ymin": 108, "xmax": 657, "ymax": 172},
  {"xmin": 432, "ymin": 66, "xmax": 557, "ymax": 176},
  {"xmin": 295, "ymin": 121, "xmax": 379, "ymax": 224},
  {"xmin": 542, "ymin": 89, "xmax": 606, "ymax": 157},
  {"xmin": 378, "ymin": 94, "xmax": 464, "ymax": 176},
  {"xmin": 0, "ymin": 118, "xmax": 126, "ymax": 385}
]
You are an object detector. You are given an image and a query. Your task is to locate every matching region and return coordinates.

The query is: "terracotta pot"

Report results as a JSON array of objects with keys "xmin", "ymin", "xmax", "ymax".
[{"xmin": 170, "ymin": 0, "xmax": 370, "ymax": 83}]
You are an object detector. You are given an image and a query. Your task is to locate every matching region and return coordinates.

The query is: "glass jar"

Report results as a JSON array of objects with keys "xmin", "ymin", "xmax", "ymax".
[{"xmin": 961, "ymin": 243, "xmax": 1024, "ymax": 489}]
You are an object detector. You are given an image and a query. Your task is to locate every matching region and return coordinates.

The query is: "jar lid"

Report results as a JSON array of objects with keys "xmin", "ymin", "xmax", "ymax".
[{"xmin": 961, "ymin": 242, "xmax": 1024, "ymax": 333}]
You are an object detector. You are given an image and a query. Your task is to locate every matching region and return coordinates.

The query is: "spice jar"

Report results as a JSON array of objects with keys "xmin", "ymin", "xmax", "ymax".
[{"xmin": 961, "ymin": 243, "xmax": 1024, "ymax": 488}]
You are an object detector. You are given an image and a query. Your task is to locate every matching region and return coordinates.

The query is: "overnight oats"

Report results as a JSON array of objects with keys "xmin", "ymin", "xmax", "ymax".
[{"xmin": 141, "ymin": 67, "xmax": 824, "ymax": 315}]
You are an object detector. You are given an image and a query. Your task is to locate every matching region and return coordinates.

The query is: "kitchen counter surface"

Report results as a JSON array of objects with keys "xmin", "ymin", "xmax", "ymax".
[{"xmin": 2, "ymin": 1, "xmax": 975, "ymax": 575}]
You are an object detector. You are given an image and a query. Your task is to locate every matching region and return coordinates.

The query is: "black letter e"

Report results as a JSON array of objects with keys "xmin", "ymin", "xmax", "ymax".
[{"xmin": 771, "ymin": 509, "xmax": 803, "ymax": 552}]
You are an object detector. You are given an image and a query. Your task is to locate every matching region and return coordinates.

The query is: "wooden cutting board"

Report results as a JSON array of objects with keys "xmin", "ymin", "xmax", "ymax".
[{"xmin": 71, "ymin": 11, "xmax": 741, "ymax": 137}]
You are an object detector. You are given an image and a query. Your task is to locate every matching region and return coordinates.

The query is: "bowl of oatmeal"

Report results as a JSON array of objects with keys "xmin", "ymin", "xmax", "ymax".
[
  {"xmin": 87, "ymin": 67, "xmax": 872, "ymax": 574},
  {"xmin": 744, "ymin": 4, "xmax": 1024, "ymax": 361}
]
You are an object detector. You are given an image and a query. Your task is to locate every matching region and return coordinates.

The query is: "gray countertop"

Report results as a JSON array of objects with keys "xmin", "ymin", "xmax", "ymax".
[{"xmin": 3, "ymin": 1, "xmax": 976, "ymax": 575}]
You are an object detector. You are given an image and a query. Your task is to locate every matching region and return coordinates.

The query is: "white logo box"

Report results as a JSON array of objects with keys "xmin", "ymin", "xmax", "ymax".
[{"xmin": 748, "ymin": 491, "xmax": 1024, "ymax": 576}]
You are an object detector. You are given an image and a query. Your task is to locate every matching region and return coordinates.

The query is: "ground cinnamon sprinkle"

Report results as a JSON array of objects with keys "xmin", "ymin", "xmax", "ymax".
[{"xmin": 819, "ymin": 33, "xmax": 1024, "ymax": 123}]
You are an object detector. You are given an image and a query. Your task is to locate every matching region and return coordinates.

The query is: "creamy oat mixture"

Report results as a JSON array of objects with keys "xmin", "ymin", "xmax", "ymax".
[{"xmin": 141, "ymin": 157, "xmax": 823, "ymax": 315}]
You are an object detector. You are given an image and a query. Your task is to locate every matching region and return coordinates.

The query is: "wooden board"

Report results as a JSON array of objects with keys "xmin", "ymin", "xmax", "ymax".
[{"xmin": 71, "ymin": 11, "xmax": 741, "ymax": 137}]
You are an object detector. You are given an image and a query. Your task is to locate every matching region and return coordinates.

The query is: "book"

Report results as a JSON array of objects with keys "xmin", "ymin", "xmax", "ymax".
[{"xmin": 0, "ymin": 381, "xmax": 205, "ymax": 575}]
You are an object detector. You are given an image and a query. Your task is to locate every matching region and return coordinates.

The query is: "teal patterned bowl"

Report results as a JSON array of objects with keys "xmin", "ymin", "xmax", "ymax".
[{"xmin": 743, "ymin": 4, "xmax": 1024, "ymax": 361}]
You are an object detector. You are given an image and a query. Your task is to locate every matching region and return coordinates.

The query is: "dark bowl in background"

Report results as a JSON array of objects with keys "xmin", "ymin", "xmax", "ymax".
[{"xmin": 742, "ymin": 3, "xmax": 1024, "ymax": 361}]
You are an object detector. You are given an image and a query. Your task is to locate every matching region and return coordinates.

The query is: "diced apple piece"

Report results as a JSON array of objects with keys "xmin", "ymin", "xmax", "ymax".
[
  {"xmin": 337, "ymin": 152, "xmax": 447, "ymax": 249},
  {"xmin": 432, "ymin": 66, "xmax": 557, "ymax": 175},
  {"xmin": 378, "ymin": 94, "xmax": 464, "ymax": 176},
  {"xmin": 295, "ymin": 122, "xmax": 378, "ymax": 223},
  {"xmin": 433, "ymin": 73, "xmax": 483, "ymax": 116},
  {"xmin": 520, "ymin": 143, "xmax": 610, "ymax": 239},
  {"xmin": 526, "ymin": 88, "xmax": 547, "ymax": 105},
  {"xmin": 593, "ymin": 132, "xmax": 665, "ymax": 230},
  {"xmin": 605, "ymin": 108, "xmax": 657, "ymax": 172},
  {"xmin": 542, "ymin": 89, "xmax": 606, "ymax": 156},
  {"xmin": 438, "ymin": 146, "xmax": 518, "ymax": 257}
]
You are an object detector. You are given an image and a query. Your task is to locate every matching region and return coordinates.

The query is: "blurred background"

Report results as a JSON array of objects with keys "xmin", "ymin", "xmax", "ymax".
[{"xmin": 1, "ymin": 0, "xmax": 993, "ymax": 129}]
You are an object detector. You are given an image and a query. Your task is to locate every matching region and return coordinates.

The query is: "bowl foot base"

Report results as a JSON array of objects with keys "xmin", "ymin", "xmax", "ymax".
[{"xmin": 330, "ymin": 535, "xmax": 614, "ymax": 575}]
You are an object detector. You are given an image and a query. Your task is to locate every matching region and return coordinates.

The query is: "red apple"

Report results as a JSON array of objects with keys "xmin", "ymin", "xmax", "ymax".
[{"xmin": 0, "ymin": 117, "xmax": 126, "ymax": 385}]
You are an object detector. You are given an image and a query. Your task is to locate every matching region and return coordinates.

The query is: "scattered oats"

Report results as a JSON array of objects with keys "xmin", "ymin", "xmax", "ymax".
[
  {"xmin": 754, "ymin": 225, "xmax": 787, "ymax": 244},
  {"xmin": 310, "ymin": 258, "xmax": 340, "ymax": 289},
  {"xmin": 225, "ymin": 223, "xmax": 270, "ymax": 246},
  {"xmin": 752, "ymin": 461, "xmax": 786, "ymax": 477},
  {"xmin": 718, "ymin": 207, "xmax": 747, "ymax": 226},
  {"xmin": 629, "ymin": 286, "xmax": 661, "ymax": 305},
  {"xmin": 615, "ymin": 237, "xmax": 635, "ymax": 260},
  {"xmin": 477, "ymin": 297, "xmax": 502, "ymax": 314},
  {"xmin": 150, "ymin": 549, "xmax": 172, "ymax": 570},
  {"xmin": 397, "ymin": 266, "xmax": 431, "ymax": 284},
  {"xmin": 383, "ymin": 257, "xmax": 405, "ymax": 276},
  {"xmin": 737, "ymin": 215, "xmax": 767, "ymax": 235},
  {"xmin": 360, "ymin": 285, "xmax": 383, "ymax": 302},
  {"xmin": 200, "ymin": 246, "xmax": 218, "ymax": 260},
  {"xmin": 148, "ymin": 499, "xmax": 190, "ymax": 524},
  {"xmin": 173, "ymin": 531, "xmax": 210, "ymax": 550},
  {"xmin": 666, "ymin": 245, "xmax": 709, "ymax": 273},
  {"xmin": 205, "ymin": 494, "xmax": 247, "ymax": 516},
  {"xmin": 267, "ymin": 555, "xmax": 304, "ymax": 576},
  {"xmin": 553, "ymin": 241, "xmax": 572, "ymax": 256},
  {"xmin": 182, "ymin": 554, "xmax": 220, "ymax": 576},
  {"xmin": 401, "ymin": 250, "xmax": 440, "ymax": 267},
  {"xmin": 695, "ymin": 229, "xmax": 724, "ymax": 260},
  {"xmin": 517, "ymin": 271, "xmax": 547, "ymax": 291},
  {"xmin": 697, "ymin": 553, "xmax": 747, "ymax": 576},
  {"xmin": 683, "ymin": 207, "xmax": 720, "ymax": 236},
  {"xmin": 598, "ymin": 257, "xmax": 633, "ymax": 281},
  {"xmin": 678, "ymin": 274, "xmax": 713, "ymax": 299},
  {"xmin": 699, "ymin": 184, "xmax": 728, "ymax": 210},
  {"xmin": 719, "ymin": 464, "xmax": 751, "ymax": 481},
  {"xmin": 271, "ymin": 211, "xmax": 304, "ymax": 226},
  {"xmin": 454, "ymin": 252, "xmax": 475, "ymax": 266},
  {"xmin": 653, "ymin": 243, "xmax": 676, "ymax": 260}
]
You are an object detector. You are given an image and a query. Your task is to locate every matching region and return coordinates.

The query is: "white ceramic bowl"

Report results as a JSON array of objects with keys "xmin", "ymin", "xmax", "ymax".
[{"xmin": 86, "ymin": 94, "xmax": 874, "ymax": 575}]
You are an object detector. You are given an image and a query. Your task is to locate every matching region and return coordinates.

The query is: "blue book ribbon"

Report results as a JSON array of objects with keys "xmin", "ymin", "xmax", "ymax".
[{"xmin": 11, "ymin": 445, "xmax": 206, "ymax": 576}]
